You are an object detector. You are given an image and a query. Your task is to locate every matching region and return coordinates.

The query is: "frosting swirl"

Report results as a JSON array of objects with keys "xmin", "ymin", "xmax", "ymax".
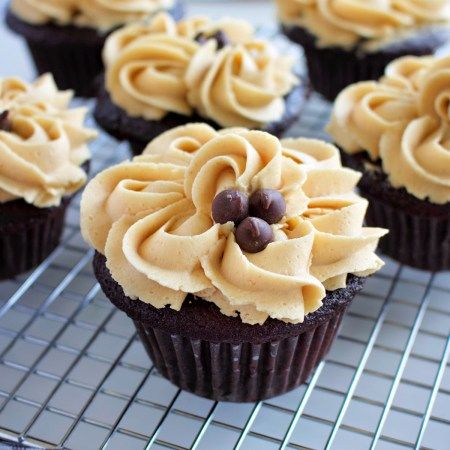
[
  {"xmin": 105, "ymin": 34, "xmax": 198, "ymax": 120},
  {"xmin": 328, "ymin": 55, "xmax": 450, "ymax": 204},
  {"xmin": 81, "ymin": 123, "xmax": 386, "ymax": 325},
  {"xmin": 0, "ymin": 74, "xmax": 96, "ymax": 207},
  {"xmin": 185, "ymin": 40, "xmax": 298, "ymax": 129},
  {"xmin": 10, "ymin": 0, "xmax": 175, "ymax": 31},
  {"xmin": 103, "ymin": 13, "xmax": 298, "ymax": 127},
  {"xmin": 276, "ymin": 0, "xmax": 450, "ymax": 50}
]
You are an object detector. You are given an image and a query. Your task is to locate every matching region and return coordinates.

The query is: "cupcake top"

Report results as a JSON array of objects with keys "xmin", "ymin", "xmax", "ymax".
[
  {"xmin": 276, "ymin": 0, "xmax": 450, "ymax": 50},
  {"xmin": 0, "ymin": 74, "xmax": 96, "ymax": 208},
  {"xmin": 328, "ymin": 55, "xmax": 450, "ymax": 205},
  {"xmin": 10, "ymin": 0, "xmax": 175, "ymax": 31},
  {"xmin": 80, "ymin": 123, "xmax": 387, "ymax": 325},
  {"xmin": 103, "ymin": 13, "xmax": 299, "ymax": 129}
]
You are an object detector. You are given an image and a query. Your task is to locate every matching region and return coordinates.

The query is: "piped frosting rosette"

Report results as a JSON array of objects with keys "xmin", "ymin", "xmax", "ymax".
[
  {"xmin": 185, "ymin": 39, "xmax": 299, "ymax": 128},
  {"xmin": 275, "ymin": 0, "xmax": 450, "ymax": 50},
  {"xmin": 81, "ymin": 123, "xmax": 386, "ymax": 325},
  {"xmin": 0, "ymin": 74, "xmax": 97, "ymax": 207},
  {"xmin": 103, "ymin": 13, "xmax": 298, "ymax": 127},
  {"xmin": 10, "ymin": 0, "xmax": 175, "ymax": 31},
  {"xmin": 328, "ymin": 55, "xmax": 450, "ymax": 204}
]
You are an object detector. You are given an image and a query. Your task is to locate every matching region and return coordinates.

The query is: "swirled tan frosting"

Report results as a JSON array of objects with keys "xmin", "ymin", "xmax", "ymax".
[
  {"xmin": 81, "ymin": 123, "xmax": 386, "ymax": 325},
  {"xmin": 185, "ymin": 40, "xmax": 298, "ymax": 129},
  {"xmin": 328, "ymin": 55, "xmax": 450, "ymax": 204},
  {"xmin": 104, "ymin": 13, "xmax": 298, "ymax": 127},
  {"xmin": 10, "ymin": 0, "xmax": 175, "ymax": 31},
  {"xmin": 276, "ymin": 0, "xmax": 450, "ymax": 50},
  {"xmin": 0, "ymin": 74, "xmax": 96, "ymax": 208}
]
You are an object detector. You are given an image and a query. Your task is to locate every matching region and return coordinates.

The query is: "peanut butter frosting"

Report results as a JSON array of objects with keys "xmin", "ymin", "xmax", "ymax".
[
  {"xmin": 0, "ymin": 74, "xmax": 96, "ymax": 208},
  {"xmin": 103, "ymin": 13, "xmax": 298, "ymax": 127},
  {"xmin": 328, "ymin": 55, "xmax": 450, "ymax": 204},
  {"xmin": 10, "ymin": 0, "xmax": 175, "ymax": 31},
  {"xmin": 185, "ymin": 40, "xmax": 298, "ymax": 129},
  {"xmin": 81, "ymin": 123, "xmax": 386, "ymax": 325},
  {"xmin": 276, "ymin": 0, "xmax": 450, "ymax": 50}
]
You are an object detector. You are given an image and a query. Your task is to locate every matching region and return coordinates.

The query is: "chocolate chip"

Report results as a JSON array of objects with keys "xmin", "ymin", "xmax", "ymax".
[
  {"xmin": 194, "ymin": 32, "xmax": 208, "ymax": 45},
  {"xmin": 212, "ymin": 189, "xmax": 249, "ymax": 225},
  {"xmin": 212, "ymin": 30, "xmax": 229, "ymax": 50},
  {"xmin": 195, "ymin": 30, "xmax": 229, "ymax": 50},
  {"xmin": 0, "ymin": 110, "xmax": 11, "ymax": 132},
  {"xmin": 249, "ymin": 189, "xmax": 286, "ymax": 225},
  {"xmin": 235, "ymin": 217, "xmax": 274, "ymax": 253}
]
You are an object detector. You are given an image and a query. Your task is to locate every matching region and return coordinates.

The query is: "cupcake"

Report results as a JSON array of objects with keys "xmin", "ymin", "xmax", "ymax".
[
  {"xmin": 6, "ymin": 0, "xmax": 185, "ymax": 97},
  {"xmin": 328, "ymin": 55, "xmax": 450, "ymax": 271},
  {"xmin": 275, "ymin": 0, "xmax": 450, "ymax": 101},
  {"xmin": 80, "ymin": 123, "xmax": 387, "ymax": 402},
  {"xmin": 0, "ymin": 74, "xmax": 96, "ymax": 280},
  {"xmin": 94, "ymin": 13, "xmax": 303, "ymax": 155}
]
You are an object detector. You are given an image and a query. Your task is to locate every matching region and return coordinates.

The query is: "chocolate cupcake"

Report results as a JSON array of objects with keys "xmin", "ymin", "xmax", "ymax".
[
  {"xmin": 275, "ymin": 0, "xmax": 450, "ymax": 101},
  {"xmin": 6, "ymin": 0, "xmax": 185, "ymax": 97},
  {"xmin": 94, "ymin": 13, "xmax": 304, "ymax": 155},
  {"xmin": 328, "ymin": 55, "xmax": 450, "ymax": 271},
  {"xmin": 0, "ymin": 74, "xmax": 96, "ymax": 279},
  {"xmin": 81, "ymin": 123, "xmax": 387, "ymax": 402}
]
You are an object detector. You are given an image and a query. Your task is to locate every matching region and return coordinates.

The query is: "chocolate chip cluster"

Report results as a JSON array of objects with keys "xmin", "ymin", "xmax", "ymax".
[{"xmin": 212, "ymin": 188, "xmax": 286, "ymax": 253}]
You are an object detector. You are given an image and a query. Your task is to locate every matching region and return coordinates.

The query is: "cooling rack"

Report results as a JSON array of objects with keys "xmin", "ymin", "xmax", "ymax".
[{"xmin": 0, "ymin": 4, "xmax": 449, "ymax": 450}]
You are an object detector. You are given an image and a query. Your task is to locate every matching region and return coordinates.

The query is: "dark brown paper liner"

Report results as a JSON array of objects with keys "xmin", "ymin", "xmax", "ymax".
[
  {"xmin": 340, "ymin": 151, "xmax": 450, "ymax": 271},
  {"xmin": 281, "ymin": 24, "xmax": 447, "ymax": 101},
  {"xmin": 25, "ymin": 40, "xmax": 105, "ymax": 98},
  {"xmin": 93, "ymin": 251, "xmax": 364, "ymax": 402},
  {"xmin": 0, "ymin": 198, "xmax": 70, "ymax": 280},
  {"xmin": 6, "ymin": 10, "xmax": 105, "ymax": 97},
  {"xmin": 134, "ymin": 310, "xmax": 345, "ymax": 402},
  {"xmin": 362, "ymin": 190, "xmax": 450, "ymax": 271},
  {"xmin": 301, "ymin": 45, "xmax": 397, "ymax": 102}
]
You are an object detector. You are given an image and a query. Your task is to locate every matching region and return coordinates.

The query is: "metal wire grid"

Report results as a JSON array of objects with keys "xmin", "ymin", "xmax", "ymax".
[{"xmin": 0, "ymin": 30, "xmax": 449, "ymax": 450}]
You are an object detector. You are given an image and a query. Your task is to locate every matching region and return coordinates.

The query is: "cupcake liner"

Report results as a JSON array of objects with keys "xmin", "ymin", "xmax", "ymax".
[
  {"xmin": 362, "ymin": 189, "xmax": 450, "ymax": 271},
  {"xmin": 134, "ymin": 309, "xmax": 345, "ymax": 402},
  {"xmin": 0, "ymin": 198, "xmax": 70, "ymax": 280},
  {"xmin": 340, "ymin": 150, "xmax": 450, "ymax": 271},
  {"xmin": 25, "ymin": 39, "xmax": 105, "ymax": 97},
  {"xmin": 282, "ymin": 24, "xmax": 446, "ymax": 101},
  {"xmin": 94, "ymin": 251, "xmax": 364, "ymax": 402},
  {"xmin": 6, "ymin": 10, "xmax": 105, "ymax": 97},
  {"xmin": 301, "ymin": 44, "xmax": 396, "ymax": 102}
]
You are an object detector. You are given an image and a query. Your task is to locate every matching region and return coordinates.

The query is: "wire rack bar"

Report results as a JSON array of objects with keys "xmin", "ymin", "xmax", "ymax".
[
  {"xmin": 370, "ymin": 274, "xmax": 436, "ymax": 448},
  {"xmin": 324, "ymin": 265, "xmax": 404, "ymax": 449},
  {"xmin": 279, "ymin": 361, "xmax": 326, "ymax": 450},
  {"xmin": 58, "ymin": 331, "xmax": 140, "ymax": 447},
  {"xmin": 233, "ymin": 402, "xmax": 264, "ymax": 449},
  {"xmin": 144, "ymin": 390, "xmax": 183, "ymax": 448},
  {"xmin": 99, "ymin": 366, "xmax": 155, "ymax": 449},
  {"xmin": 190, "ymin": 403, "xmax": 218, "ymax": 450},
  {"xmin": 414, "ymin": 334, "xmax": 450, "ymax": 449}
]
